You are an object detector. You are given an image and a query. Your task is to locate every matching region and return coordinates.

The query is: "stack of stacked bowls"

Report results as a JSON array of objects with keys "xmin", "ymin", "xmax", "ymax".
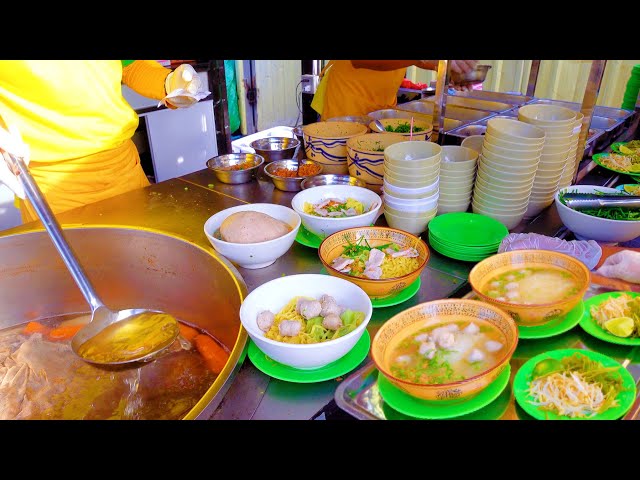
[
  {"xmin": 382, "ymin": 141, "xmax": 441, "ymax": 235},
  {"xmin": 472, "ymin": 118, "xmax": 545, "ymax": 230},
  {"xmin": 438, "ymin": 146, "xmax": 478, "ymax": 214},
  {"xmin": 517, "ymin": 104, "xmax": 577, "ymax": 219},
  {"xmin": 558, "ymin": 112, "xmax": 584, "ymax": 190},
  {"xmin": 302, "ymin": 121, "xmax": 368, "ymax": 175}
]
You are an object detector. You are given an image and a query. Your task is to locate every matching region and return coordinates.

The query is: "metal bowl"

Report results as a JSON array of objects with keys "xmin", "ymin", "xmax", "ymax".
[
  {"xmin": 301, "ymin": 174, "xmax": 367, "ymax": 190},
  {"xmin": 249, "ymin": 137, "xmax": 300, "ymax": 164},
  {"xmin": 450, "ymin": 64, "xmax": 492, "ymax": 86},
  {"xmin": 264, "ymin": 159, "xmax": 323, "ymax": 192},
  {"xmin": 327, "ymin": 115, "xmax": 373, "ymax": 127},
  {"xmin": 206, "ymin": 153, "xmax": 264, "ymax": 184}
]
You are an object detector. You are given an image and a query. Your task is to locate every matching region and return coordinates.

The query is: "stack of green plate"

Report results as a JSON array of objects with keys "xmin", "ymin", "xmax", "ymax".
[
  {"xmin": 621, "ymin": 64, "xmax": 640, "ymax": 111},
  {"xmin": 427, "ymin": 212, "xmax": 509, "ymax": 262}
]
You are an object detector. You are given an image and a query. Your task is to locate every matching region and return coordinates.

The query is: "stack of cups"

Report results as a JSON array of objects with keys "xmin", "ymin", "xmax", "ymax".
[
  {"xmin": 382, "ymin": 141, "xmax": 441, "ymax": 235},
  {"xmin": 438, "ymin": 146, "xmax": 478, "ymax": 214},
  {"xmin": 517, "ymin": 104, "xmax": 577, "ymax": 219},
  {"xmin": 472, "ymin": 118, "xmax": 545, "ymax": 230},
  {"xmin": 622, "ymin": 65, "xmax": 640, "ymax": 110},
  {"xmin": 558, "ymin": 112, "xmax": 584, "ymax": 189}
]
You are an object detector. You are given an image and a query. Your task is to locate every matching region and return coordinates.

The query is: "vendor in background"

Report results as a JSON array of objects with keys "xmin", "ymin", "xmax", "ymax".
[
  {"xmin": 0, "ymin": 60, "xmax": 208, "ymax": 224},
  {"xmin": 318, "ymin": 60, "xmax": 478, "ymax": 121}
]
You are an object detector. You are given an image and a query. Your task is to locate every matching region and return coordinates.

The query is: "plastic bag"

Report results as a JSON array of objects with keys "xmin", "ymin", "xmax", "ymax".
[
  {"xmin": 596, "ymin": 250, "xmax": 640, "ymax": 284},
  {"xmin": 498, "ymin": 232, "xmax": 602, "ymax": 270}
]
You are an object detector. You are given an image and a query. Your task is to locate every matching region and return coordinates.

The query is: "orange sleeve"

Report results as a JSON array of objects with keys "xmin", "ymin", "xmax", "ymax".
[{"xmin": 121, "ymin": 60, "xmax": 171, "ymax": 101}]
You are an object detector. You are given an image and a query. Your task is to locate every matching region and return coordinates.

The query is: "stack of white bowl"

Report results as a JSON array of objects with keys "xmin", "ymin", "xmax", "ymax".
[
  {"xmin": 438, "ymin": 146, "xmax": 478, "ymax": 214},
  {"xmin": 381, "ymin": 141, "xmax": 441, "ymax": 235},
  {"xmin": 460, "ymin": 135, "xmax": 484, "ymax": 155},
  {"xmin": 558, "ymin": 112, "xmax": 584, "ymax": 189},
  {"xmin": 517, "ymin": 104, "xmax": 577, "ymax": 218},
  {"xmin": 472, "ymin": 118, "xmax": 545, "ymax": 230}
]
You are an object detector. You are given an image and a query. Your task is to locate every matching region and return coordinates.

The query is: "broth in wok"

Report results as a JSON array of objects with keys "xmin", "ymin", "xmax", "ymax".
[{"xmin": 0, "ymin": 313, "xmax": 229, "ymax": 420}]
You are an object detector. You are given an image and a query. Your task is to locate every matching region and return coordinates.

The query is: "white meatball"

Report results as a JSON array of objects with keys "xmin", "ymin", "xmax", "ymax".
[
  {"xmin": 414, "ymin": 333, "xmax": 430, "ymax": 343},
  {"xmin": 463, "ymin": 322, "xmax": 480, "ymax": 335},
  {"xmin": 418, "ymin": 341, "xmax": 436, "ymax": 357},
  {"xmin": 296, "ymin": 299, "xmax": 322, "ymax": 319},
  {"xmin": 485, "ymin": 340, "xmax": 503, "ymax": 352},
  {"xmin": 256, "ymin": 310, "xmax": 275, "ymax": 332},
  {"xmin": 320, "ymin": 295, "xmax": 344, "ymax": 317},
  {"xmin": 278, "ymin": 320, "xmax": 302, "ymax": 337},
  {"xmin": 322, "ymin": 314, "xmax": 343, "ymax": 331},
  {"xmin": 467, "ymin": 349, "xmax": 485, "ymax": 363}
]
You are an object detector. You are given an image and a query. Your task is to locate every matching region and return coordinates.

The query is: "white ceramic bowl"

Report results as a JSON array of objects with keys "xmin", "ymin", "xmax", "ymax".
[
  {"xmin": 478, "ymin": 161, "xmax": 537, "ymax": 182},
  {"xmin": 437, "ymin": 202, "xmax": 470, "ymax": 214},
  {"xmin": 484, "ymin": 132, "xmax": 544, "ymax": 151},
  {"xmin": 476, "ymin": 168, "xmax": 535, "ymax": 187},
  {"xmin": 479, "ymin": 155, "xmax": 539, "ymax": 174},
  {"xmin": 440, "ymin": 145, "xmax": 478, "ymax": 168},
  {"xmin": 382, "ymin": 178, "xmax": 439, "ymax": 199},
  {"xmin": 384, "ymin": 210, "xmax": 437, "ymax": 235},
  {"xmin": 481, "ymin": 140, "xmax": 542, "ymax": 161},
  {"xmin": 473, "ymin": 182, "xmax": 531, "ymax": 201},
  {"xmin": 470, "ymin": 206, "xmax": 526, "ymax": 230},
  {"xmin": 460, "ymin": 135, "xmax": 484, "ymax": 154},
  {"xmin": 291, "ymin": 184, "xmax": 382, "ymax": 238},
  {"xmin": 474, "ymin": 175, "xmax": 533, "ymax": 195},
  {"xmin": 555, "ymin": 185, "xmax": 640, "ymax": 243},
  {"xmin": 486, "ymin": 118, "xmax": 546, "ymax": 145},
  {"xmin": 384, "ymin": 170, "xmax": 440, "ymax": 188},
  {"xmin": 239, "ymin": 274, "xmax": 373, "ymax": 369},
  {"xmin": 518, "ymin": 104, "xmax": 576, "ymax": 125},
  {"xmin": 384, "ymin": 141, "xmax": 442, "ymax": 166},
  {"xmin": 384, "ymin": 204, "xmax": 438, "ymax": 218},
  {"xmin": 303, "ymin": 121, "xmax": 369, "ymax": 175},
  {"xmin": 204, "ymin": 203, "xmax": 301, "ymax": 269},
  {"xmin": 384, "ymin": 194, "xmax": 439, "ymax": 212},
  {"xmin": 384, "ymin": 161, "xmax": 440, "ymax": 176}
]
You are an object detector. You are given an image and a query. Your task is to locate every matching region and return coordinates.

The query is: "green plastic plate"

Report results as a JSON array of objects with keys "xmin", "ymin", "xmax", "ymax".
[
  {"xmin": 428, "ymin": 212, "xmax": 509, "ymax": 247},
  {"xmin": 610, "ymin": 142, "xmax": 626, "ymax": 154},
  {"xmin": 428, "ymin": 234, "xmax": 499, "ymax": 255},
  {"xmin": 513, "ymin": 348, "xmax": 636, "ymax": 420},
  {"xmin": 377, "ymin": 363, "xmax": 511, "ymax": 420},
  {"xmin": 518, "ymin": 301, "xmax": 585, "ymax": 340},
  {"xmin": 579, "ymin": 291, "xmax": 640, "ymax": 346},
  {"xmin": 295, "ymin": 224, "xmax": 324, "ymax": 249},
  {"xmin": 592, "ymin": 152, "xmax": 640, "ymax": 178},
  {"xmin": 247, "ymin": 330, "xmax": 371, "ymax": 383}
]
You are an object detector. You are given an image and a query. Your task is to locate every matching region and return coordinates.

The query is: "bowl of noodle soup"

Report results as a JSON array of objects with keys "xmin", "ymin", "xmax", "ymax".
[
  {"xmin": 239, "ymin": 274, "xmax": 372, "ymax": 369},
  {"xmin": 318, "ymin": 226, "xmax": 430, "ymax": 298}
]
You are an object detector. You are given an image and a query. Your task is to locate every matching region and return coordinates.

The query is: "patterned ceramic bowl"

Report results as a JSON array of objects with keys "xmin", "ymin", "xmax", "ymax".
[
  {"xmin": 302, "ymin": 121, "xmax": 368, "ymax": 175},
  {"xmin": 469, "ymin": 250, "xmax": 590, "ymax": 326},
  {"xmin": 371, "ymin": 299, "xmax": 518, "ymax": 402},
  {"xmin": 318, "ymin": 226, "xmax": 429, "ymax": 298},
  {"xmin": 346, "ymin": 133, "xmax": 405, "ymax": 191}
]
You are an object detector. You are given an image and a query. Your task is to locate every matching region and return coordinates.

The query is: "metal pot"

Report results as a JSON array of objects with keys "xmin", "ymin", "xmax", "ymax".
[{"xmin": 0, "ymin": 227, "xmax": 247, "ymax": 420}]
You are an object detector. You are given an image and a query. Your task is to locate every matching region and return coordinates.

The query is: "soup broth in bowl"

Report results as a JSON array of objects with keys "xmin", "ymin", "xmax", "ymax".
[{"xmin": 469, "ymin": 250, "xmax": 590, "ymax": 326}]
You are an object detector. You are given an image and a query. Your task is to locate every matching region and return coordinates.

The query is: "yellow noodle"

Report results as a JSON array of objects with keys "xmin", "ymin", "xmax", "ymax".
[
  {"xmin": 265, "ymin": 296, "xmax": 313, "ymax": 344},
  {"xmin": 380, "ymin": 255, "xmax": 420, "ymax": 279}
]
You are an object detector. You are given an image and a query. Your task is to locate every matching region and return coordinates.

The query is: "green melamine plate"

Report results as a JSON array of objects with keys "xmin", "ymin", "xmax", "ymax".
[
  {"xmin": 428, "ymin": 234, "xmax": 499, "ymax": 255},
  {"xmin": 518, "ymin": 301, "xmax": 585, "ymax": 340},
  {"xmin": 295, "ymin": 224, "xmax": 324, "ymax": 249},
  {"xmin": 247, "ymin": 330, "xmax": 370, "ymax": 383},
  {"xmin": 610, "ymin": 142, "xmax": 626, "ymax": 154},
  {"xmin": 513, "ymin": 348, "xmax": 636, "ymax": 420},
  {"xmin": 377, "ymin": 363, "xmax": 511, "ymax": 420},
  {"xmin": 429, "ymin": 240, "xmax": 493, "ymax": 262},
  {"xmin": 371, "ymin": 277, "xmax": 421, "ymax": 308},
  {"xmin": 428, "ymin": 212, "xmax": 509, "ymax": 247},
  {"xmin": 579, "ymin": 291, "xmax": 640, "ymax": 346},
  {"xmin": 592, "ymin": 152, "xmax": 640, "ymax": 178}
]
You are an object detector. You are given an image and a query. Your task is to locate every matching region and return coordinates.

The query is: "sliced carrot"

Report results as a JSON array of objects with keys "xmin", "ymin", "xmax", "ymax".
[
  {"xmin": 48, "ymin": 324, "xmax": 84, "ymax": 340},
  {"xmin": 23, "ymin": 321, "xmax": 50, "ymax": 335},
  {"xmin": 193, "ymin": 334, "xmax": 229, "ymax": 374},
  {"xmin": 178, "ymin": 323, "xmax": 200, "ymax": 342}
]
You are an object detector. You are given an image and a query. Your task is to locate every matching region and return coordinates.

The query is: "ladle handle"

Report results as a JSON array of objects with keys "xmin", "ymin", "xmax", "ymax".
[{"xmin": 6, "ymin": 153, "xmax": 105, "ymax": 312}]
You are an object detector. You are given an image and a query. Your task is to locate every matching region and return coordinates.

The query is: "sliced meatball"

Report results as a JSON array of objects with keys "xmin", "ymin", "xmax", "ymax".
[{"xmin": 256, "ymin": 310, "xmax": 275, "ymax": 332}]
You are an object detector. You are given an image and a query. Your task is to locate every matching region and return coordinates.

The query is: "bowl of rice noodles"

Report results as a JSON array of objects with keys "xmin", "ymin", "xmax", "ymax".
[{"xmin": 318, "ymin": 226, "xmax": 430, "ymax": 298}]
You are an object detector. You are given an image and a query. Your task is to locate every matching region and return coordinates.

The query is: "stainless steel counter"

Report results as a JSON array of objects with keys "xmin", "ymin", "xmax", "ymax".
[{"xmin": 4, "ymin": 144, "xmax": 635, "ymax": 420}]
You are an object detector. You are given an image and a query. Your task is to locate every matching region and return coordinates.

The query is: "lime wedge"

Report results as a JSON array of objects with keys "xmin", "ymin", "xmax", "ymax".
[
  {"xmin": 628, "ymin": 164, "xmax": 640, "ymax": 173},
  {"xmin": 623, "ymin": 185, "xmax": 640, "ymax": 195},
  {"xmin": 604, "ymin": 316, "xmax": 635, "ymax": 338},
  {"xmin": 620, "ymin": 145, "xmax": 634, "ymax": 155}
]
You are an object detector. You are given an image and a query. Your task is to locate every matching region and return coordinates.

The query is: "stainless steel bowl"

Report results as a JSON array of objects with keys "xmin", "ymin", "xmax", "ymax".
[
  {"xmin": 327, "ymin": 115, "xmax": 373, "ymax": 127},
  {"xmin": 264, "ymin": 159, "xmax": 323, "ymax": 192},
  {"xmin": 301, "ymin": 174, "xmax": 367, "ymax": 190},
  {"xmin": 450, "ymin": 64, "xmax": 492, "ymax": 86},
  {"xmin": 249, "ymin": 137, "xmax": 300, "ymax": 164},
  {"xmin": 206, "ymin": 153, "xmax": 264, "ymax": 184}
]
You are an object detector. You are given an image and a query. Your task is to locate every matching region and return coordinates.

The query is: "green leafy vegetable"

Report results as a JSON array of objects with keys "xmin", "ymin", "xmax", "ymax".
[{"xmin": 559, "ymin": 189, "xmax": 640, "ymax": 221}]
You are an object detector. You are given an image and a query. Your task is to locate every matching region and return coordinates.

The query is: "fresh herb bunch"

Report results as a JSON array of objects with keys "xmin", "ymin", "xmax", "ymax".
[
  {"xmin": 559, "ymin": 189, "xmax": 640, "ymax": 221},
  {"xmin": 385, "ymin": 122, "xmax": 425, "ymax": 133}
]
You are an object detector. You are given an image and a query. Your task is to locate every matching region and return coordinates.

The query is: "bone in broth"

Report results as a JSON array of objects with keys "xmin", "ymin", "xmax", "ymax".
[
  {"xmin": 0, "ymin": 313, "xmax": 229, "ymax": 420},
  {"xmin": 482, "ymin": 267, "xmax": 580, "ymax": 304}
]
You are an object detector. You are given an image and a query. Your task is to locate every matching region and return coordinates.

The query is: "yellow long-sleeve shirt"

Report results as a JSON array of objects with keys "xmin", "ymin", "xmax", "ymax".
[{"xmin": 0, "ymin": 60, "xmax": 170, "ymax": 222}]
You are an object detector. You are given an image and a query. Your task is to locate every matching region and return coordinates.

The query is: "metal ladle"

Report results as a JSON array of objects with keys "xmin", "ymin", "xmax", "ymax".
[
  {"xmin": 374, "ymin": 119, "xmax": 386, "ymax": 132},
  {"xmin": 2, "ymin": 146, "xmax": 179, "ymax": 366}
]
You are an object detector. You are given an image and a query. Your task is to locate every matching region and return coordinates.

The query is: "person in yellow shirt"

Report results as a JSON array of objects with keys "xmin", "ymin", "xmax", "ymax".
[
  {"xmin": 0, "ymin": 60, "xmax": 208, "ymax": 224},
  {"xmin": 319, "ymin": 60, "xmax": 478, "ymax": 120}
]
